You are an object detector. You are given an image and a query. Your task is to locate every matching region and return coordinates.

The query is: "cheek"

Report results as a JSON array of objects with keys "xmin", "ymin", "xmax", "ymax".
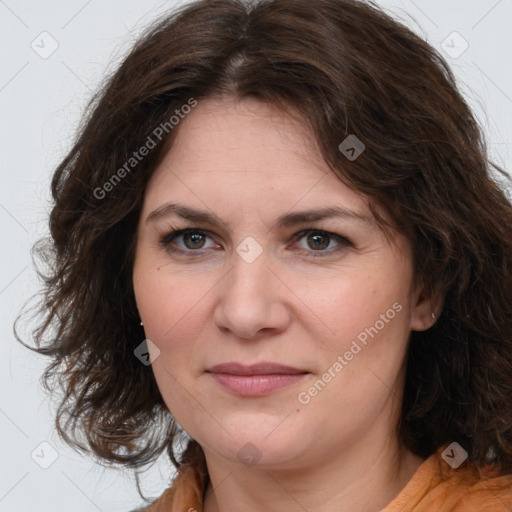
[
  {"xmin": 134, "ymin": 259, "xmax": 214, "ymax": 343},
  {"xmin": 298, "ymin": 281, "xmax": 411, "ymax": 416},
  {"xmin": 302, "ymin": 285, "xmax": 412, "ymax": 418},
  {"xmin": 300, "ymin": 268, "xmax": 411, "ymax": 352},
  {"xmin": 133, "ymin": 265, "xmax": 212, "ymax": 425}
]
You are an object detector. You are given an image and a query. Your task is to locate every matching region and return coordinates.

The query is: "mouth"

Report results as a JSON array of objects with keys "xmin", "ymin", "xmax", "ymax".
[{"xmin": 206, "ymin": 362, "xmax": 310, "ymax": 397}]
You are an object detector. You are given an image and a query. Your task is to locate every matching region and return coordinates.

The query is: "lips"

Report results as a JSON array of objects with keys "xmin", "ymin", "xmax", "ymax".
[
  {"xmin": 206, "ymin": 362, "xmax": 309, "ymax": 396},
  {"xmin": 206, "ymin": 362, "xmax": 308, "ymax": 375}
]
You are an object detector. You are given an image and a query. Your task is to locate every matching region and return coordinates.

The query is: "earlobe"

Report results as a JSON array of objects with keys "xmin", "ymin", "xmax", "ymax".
[{"xmin": 410, "ymin": 285, "xmax": 442, "ymax": 332}]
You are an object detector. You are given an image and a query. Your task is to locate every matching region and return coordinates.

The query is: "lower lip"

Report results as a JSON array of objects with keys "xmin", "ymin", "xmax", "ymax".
[{"xmin": 208, "ymin": 373, "xmax": 308, "ymax": 396}]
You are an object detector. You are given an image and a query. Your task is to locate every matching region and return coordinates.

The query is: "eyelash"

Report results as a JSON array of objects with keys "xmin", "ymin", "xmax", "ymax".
[{"xmin": 159, "ymin": 228, "xmax": 353, "ymax": 258}]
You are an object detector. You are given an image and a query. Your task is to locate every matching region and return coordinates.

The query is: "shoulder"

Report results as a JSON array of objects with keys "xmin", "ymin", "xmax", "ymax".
[
  {"xmin": 447, "ymin": 465, "xmax": 512, "ymax": 512},
  {"xmin": 129, "ymin": 487, "xmax": 178, "ymax": 512},
  {"xmin": 384, "ymin": 445, "xmax": 512, "ymax": 512}
]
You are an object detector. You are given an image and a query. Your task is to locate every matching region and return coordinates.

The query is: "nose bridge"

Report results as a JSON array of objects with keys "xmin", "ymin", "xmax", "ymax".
[
  {"xmin": 214, "ymin": 247, "xmax": 290, "ymax": 339},
  {"xmin": 226, "ymin": 250, "xmax": 271, "ymax": 308}
]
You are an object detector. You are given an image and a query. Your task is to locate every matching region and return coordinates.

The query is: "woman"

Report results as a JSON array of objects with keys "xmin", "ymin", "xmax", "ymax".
[{"xmin": 19, "ymin": 0, "xmax": 512, "ymax": 510}]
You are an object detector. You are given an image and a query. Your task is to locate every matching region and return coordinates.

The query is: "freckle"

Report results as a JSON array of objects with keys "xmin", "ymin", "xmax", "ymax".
[{"xmin": 157, "ymin": 267, "xmax": 161, "ymax": 271}]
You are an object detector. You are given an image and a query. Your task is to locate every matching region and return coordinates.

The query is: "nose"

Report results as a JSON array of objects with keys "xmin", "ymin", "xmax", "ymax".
[{"xmin": 213, "ymin": 253, "xmax": 292, "ymax": 340}]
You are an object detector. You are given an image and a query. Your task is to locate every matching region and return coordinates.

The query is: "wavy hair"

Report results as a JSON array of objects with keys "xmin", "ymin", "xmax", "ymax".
[{"xmin": 17, "ymin": 0, "xmax": 512, "ymax": 476}]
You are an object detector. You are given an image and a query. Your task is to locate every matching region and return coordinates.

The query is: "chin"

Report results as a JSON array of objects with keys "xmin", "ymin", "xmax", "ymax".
[{"xmin": 197, "ymin": 420, "xmax": 310, "ymax": 468}]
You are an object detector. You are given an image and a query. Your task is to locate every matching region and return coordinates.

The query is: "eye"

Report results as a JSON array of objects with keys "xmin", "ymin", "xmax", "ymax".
[
  {"xmin": 292, "ymin": 230, "xmax": 352, "ymax": 256},
  {"xmin": 160, "ymin": 229, "xmax": 218, "ymax": 253},
  {"xmin": 159, "ymin": 228, "xmax": 352, "ymax": 258}
]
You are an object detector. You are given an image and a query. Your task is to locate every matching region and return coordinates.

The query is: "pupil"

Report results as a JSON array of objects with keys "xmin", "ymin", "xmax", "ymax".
[
  {"xmin": 185, "ymin": 232, "xmax": 205, "ymax": 249},
  {"xmin": 308, "ymin": 233, "xmax": 329, "ymax": 250}
]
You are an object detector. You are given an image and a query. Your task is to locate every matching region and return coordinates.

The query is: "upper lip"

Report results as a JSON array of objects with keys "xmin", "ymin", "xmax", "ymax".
[{"xmin": 206, "ymin": 362, "xmax": 308, "ymax": 375}]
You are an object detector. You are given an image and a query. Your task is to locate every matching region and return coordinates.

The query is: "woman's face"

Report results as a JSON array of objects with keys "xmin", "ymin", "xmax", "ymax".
[{"xmin": 133, "ymin": 96, "xmax": 434, "ymax": 470}]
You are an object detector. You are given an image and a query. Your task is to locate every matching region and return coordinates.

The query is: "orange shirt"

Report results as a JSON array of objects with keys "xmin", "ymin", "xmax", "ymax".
[{"xmin": 142, "ymin": 445, "xmax": 512, "ymax": 511}]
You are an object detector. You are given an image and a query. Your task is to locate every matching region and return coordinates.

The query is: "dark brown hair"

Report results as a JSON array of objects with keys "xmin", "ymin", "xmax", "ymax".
[{"xmin": 17, "ymin": 0, "xmax": 512, "ymax": 478}]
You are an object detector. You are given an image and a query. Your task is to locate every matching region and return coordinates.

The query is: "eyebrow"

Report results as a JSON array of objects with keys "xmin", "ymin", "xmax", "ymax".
[{"xmin": 145, "ymin": 202, "xmax": 373, "ymax": 229}]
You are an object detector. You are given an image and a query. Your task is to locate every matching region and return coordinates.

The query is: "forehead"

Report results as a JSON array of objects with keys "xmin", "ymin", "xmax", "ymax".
[
  {"xmin": 160, "ymin": 97, "xmax": 325, "ymax": 176},
  {"xmin": 144, "ymin": 96, "xmax": 370, "ymax": 216}
]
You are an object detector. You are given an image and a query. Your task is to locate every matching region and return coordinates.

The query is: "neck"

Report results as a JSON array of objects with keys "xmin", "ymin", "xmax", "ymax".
[{"xmin": 202, "ymin": 427, "xmax": 425, "ymax": 512}]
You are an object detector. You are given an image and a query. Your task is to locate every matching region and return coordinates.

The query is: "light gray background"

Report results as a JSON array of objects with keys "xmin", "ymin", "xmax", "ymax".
[{"xmin": 1, "ymin": 1, "xmax": 511, "ymax": 511}]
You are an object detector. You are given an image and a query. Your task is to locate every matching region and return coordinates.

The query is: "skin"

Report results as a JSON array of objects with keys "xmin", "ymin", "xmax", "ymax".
[{"xmin": 132, "ymin": 96, "xmax": 437, "ymax": 512}]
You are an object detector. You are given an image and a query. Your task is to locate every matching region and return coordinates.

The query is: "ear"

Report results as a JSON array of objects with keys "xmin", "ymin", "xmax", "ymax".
[{"xmin": 410, "ymin": 281, "xmax": 443, "ymax": 332}]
